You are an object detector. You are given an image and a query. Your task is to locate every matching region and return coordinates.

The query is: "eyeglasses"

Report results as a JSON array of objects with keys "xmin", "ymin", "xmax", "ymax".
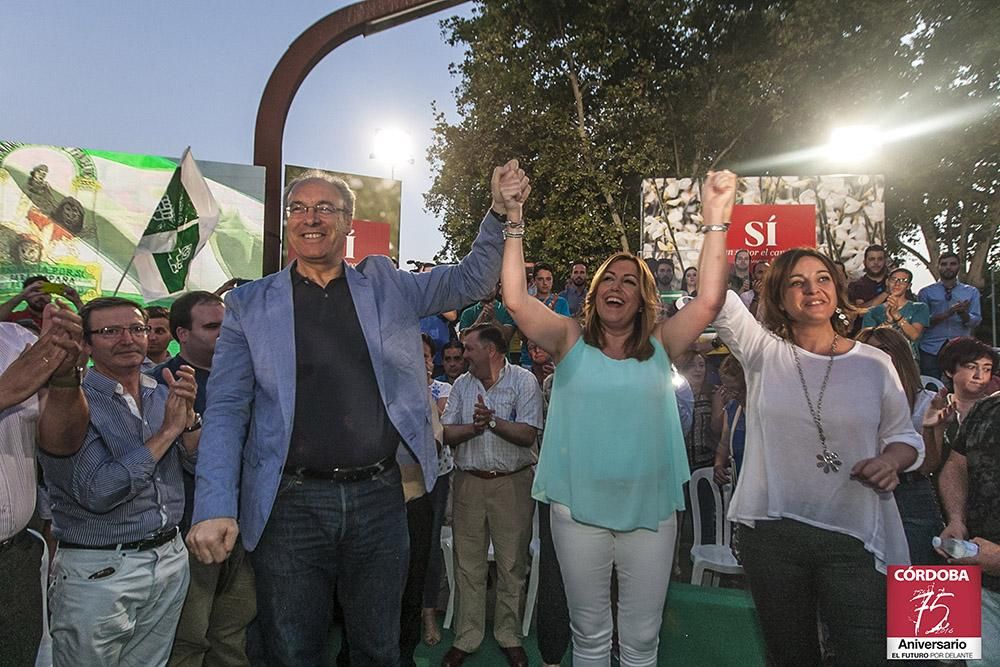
[
  {"xmin": 889, "ymin": 277, "xmax": 911, "ymax": 284},
  {"xmin": 285, "ymin": 203, "xmax": 349, "ymax": 220},
  {"xmin": 88, "ymin": 325, "xmax": 152, "ymax": 338}
]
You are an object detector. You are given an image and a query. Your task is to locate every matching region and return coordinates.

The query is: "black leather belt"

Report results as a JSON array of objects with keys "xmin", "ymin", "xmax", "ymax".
[
  {"xmin": 283, "ymin": 455, "xmax": 395, "ymax": 483},
  {"xmin": 60, "ymin": 526, "xmax": 179, "ymax": 552},
  {"xmin": 0, "ymin": 528, "xmax": 30, "ymax": 554}
]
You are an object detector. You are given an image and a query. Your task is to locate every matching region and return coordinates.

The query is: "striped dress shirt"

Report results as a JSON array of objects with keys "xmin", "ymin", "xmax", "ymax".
[
  {"xmin": 442, "ymin": 362, "xmax": 543, "ymax": 472},
  {"xmin": 39, "ymin": 369, "xmax": 191, "ymax": 545},
  {"xmin": 0, "ymin": 323, "xmax": 40, "ymax": 541}
]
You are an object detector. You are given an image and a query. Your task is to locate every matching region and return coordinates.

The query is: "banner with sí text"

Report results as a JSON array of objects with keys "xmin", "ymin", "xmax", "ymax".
[{"xmin": 726, "ymin": 203, "xmax": 817, "ymax": 267}]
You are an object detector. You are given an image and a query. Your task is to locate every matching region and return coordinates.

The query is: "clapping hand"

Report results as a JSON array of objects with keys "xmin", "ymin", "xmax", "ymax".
[
  {"xmin": 472, "ymin": 393, "xmax": 494, "ymax": 434},
  {"xmin": 162, "ymin": 365, "xmax": 198, "ymax": 438}
]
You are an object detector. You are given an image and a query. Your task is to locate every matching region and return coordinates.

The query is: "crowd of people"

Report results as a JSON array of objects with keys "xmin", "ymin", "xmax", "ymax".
[{"xmin": 1, "ymin": 159, "xmax": 999, "ymax": 667}]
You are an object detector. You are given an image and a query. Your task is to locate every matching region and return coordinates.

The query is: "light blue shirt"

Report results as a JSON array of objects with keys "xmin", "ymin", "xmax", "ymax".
[
  {"xmin": 533, "ymin": 336, "xmax": 689, "ymax": 531},
  {"xmin": 917, "ymin": 282, "xmax": 982, "ymax": 354}
]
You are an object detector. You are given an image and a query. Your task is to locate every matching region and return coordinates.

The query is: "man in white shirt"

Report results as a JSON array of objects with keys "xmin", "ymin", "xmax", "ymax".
[{"xmin": 441, "ymin": 324, "xmax": 543, "ymax": 667}]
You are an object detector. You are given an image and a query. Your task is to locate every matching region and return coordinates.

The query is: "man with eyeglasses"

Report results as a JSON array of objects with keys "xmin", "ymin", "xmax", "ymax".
[
  {"xmin": 186, "ymin": 161, "xmax": 530, "ymax": 666},
  {"xmin": 917, "ymin": 252, "xmax": 982, "ymax": 378},
  {"xmin": 38, "ymin": 296, "xmax": 201, "ymax": 667}
]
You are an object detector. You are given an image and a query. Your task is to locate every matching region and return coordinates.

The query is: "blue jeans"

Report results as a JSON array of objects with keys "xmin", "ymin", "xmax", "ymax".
[
  {"xmin": 250, "ymin": 464, "xmax": 409, "ymax": 667},
  {"xmin": 893, "ymin": 476, "xmax": 944, "ymax": 566}
]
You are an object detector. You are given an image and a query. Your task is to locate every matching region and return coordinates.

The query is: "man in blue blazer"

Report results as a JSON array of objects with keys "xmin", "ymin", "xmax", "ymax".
[{"xmin": 186, "ymin": 160, "xmax": 530, "ymax": 666}]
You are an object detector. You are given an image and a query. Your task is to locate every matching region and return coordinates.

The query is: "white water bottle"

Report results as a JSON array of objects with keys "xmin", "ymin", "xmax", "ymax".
[{"xmin": 932, "ymin": 536, "xmax": 980, "ymax": 559}]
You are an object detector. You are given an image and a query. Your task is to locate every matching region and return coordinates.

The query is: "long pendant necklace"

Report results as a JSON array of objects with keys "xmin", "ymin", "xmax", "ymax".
[{"xmin": 791, "ymin": 334, "xmax": 841, "ymax": 473}]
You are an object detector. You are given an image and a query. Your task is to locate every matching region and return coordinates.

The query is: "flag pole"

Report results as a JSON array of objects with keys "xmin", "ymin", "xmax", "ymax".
[{"xmin": 113, "ymin": 256, "xmax": 136, "ymax": 296}]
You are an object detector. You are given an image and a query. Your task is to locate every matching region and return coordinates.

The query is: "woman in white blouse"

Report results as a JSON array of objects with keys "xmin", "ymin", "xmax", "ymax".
[{"xmin": 712, "ymin": 247, "xmax": 924, "ymax": 665}]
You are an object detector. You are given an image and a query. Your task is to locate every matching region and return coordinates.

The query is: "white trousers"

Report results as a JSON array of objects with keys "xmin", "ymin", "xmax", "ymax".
[
  {"xmin": 49, "ymin": 533, "xmax": 189, "ymax": 667},
  {"xmin": 549, "ymin": 503, "xmax": 677, "ymax": 667}
]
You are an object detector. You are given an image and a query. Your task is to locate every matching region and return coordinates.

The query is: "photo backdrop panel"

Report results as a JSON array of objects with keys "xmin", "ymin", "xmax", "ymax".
[{"xmin": 641, "ymin": 175, "xmax": 885, "ymax": 280}]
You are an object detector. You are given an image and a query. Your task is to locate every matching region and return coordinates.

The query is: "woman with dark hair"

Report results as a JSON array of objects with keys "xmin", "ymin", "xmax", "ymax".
[
  {"xmin": 856, "ymin": 326, "xmax": 942, "ymax": 564},
  {"xmin": 711, "ymin": 246, "xmax": 924, "ymax": 664},
  {"xmin": 731, "ymin": 249, "xmax": 751, "ymax": 292},
  {"xmin": 502, "ymin": 170, "xmax": 735, "ymax": 665},
  {"xmin": 861, "ymin": 267, "xmax": 929, "ymax": 358},
  {"xmin": 682, "ymin": 266, "xmax": 698, "ymax": 296}
]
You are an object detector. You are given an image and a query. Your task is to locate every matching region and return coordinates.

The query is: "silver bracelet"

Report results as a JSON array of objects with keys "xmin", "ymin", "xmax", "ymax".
[
  {"xmin": 503, "ymin": 220, "xmax": 525, "ymax": 229},
  {"xmin": 503, "ymin": 230, "xmax": 525, "ymax": 239},
  {"xmin": 700, "ymin": 223, "xmax": 730, "ymax": 233}
]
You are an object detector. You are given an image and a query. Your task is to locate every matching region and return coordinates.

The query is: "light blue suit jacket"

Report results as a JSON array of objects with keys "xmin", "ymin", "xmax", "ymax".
[{"xmin": 192, "ymin": 213, "xmax": 504, "ymax": 550}]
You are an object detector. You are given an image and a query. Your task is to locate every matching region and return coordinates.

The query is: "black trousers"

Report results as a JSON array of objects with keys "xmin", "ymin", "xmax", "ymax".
[
  {"xmin": 739, "ymin": 519, "xmax": 887, "ymax": 666},
  {"xmin": 537, "ymin": 502, "xmax": 571, "ymax": 664},
  {"xmin": 0, "ymin": 530, "xmax": 44, "ymax": 667}
]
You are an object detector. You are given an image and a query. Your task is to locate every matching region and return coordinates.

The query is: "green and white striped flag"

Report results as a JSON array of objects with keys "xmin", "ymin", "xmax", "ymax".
[{"xmin": 132, "ymin": 147, "xmax": 219, "ymax": 300}]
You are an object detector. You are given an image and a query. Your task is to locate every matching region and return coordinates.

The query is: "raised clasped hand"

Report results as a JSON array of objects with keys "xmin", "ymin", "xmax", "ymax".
[
  {"xmin": 491, "ymin": 159, "xmax": 531, "ymax": 218},
  {"xmin": 702, "ymin": 170, "xmax": 737, "ymax": 223}
]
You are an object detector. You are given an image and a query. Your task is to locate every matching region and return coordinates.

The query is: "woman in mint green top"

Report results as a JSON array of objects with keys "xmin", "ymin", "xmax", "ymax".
[
  {"xmin": 534, "ymin": 335, "xmax": 689, "ymax": 530},
  {"xmin": 500, "ymin": 167, "xmax": 735, "ymax": 666}
]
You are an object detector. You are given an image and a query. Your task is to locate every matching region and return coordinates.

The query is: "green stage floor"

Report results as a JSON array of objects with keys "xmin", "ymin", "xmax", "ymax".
[{"xmin": 331, "ymin": 582, "xmax": 767, "ymax": 666}]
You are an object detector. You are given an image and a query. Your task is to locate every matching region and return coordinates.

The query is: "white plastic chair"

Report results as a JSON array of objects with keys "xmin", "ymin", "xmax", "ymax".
[
  {"xmin": 921, "ymin": 375, "xmax": 946, "ymax": 392},
  {"xmin": 689, "ymin": 467, "xmax": 743, "ymax": 586},
  {"xmin": 441, "ymin": 505, "xmax": 540, "ymax": 635}
]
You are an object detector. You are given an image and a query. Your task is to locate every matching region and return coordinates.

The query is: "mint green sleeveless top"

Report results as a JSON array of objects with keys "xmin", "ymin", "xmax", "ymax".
[{"xmin": 532, "ymin": 336, "xmax": 690, "ymax": 531}]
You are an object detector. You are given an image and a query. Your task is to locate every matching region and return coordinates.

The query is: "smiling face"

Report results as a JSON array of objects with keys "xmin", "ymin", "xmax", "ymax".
[
  {"xmin": 781, "ymin": 256, "xmax": 838, "ymax": 327},
  {"xmin": 462, "ymin": 330, "xmax": 495, "ymax": 382},
  {"xmin": 594, "ymin": 258, "xmax": 642, "ymax": 329},
  {"xmin": 285, "ymin": 179, "xmax": 353, "ymax": 269}
]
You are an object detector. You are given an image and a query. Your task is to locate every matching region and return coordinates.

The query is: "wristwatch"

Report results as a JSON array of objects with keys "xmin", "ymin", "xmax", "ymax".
[
  {"xmin": 48, "ymin": 366, "xmax": 83, "ymax": 388},
  {"xmin": 183, "ymin": 413, "xmax": 203, "ymax": 433},
  {"xmin": 488, "ymin": 418, "xmax": 497, "ymax": 430}
]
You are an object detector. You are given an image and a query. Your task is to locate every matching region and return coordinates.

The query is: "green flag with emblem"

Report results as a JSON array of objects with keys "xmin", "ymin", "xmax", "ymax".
[{"xmin": 132, "ymin": 147, "xmax": 219, "ymax": 300}]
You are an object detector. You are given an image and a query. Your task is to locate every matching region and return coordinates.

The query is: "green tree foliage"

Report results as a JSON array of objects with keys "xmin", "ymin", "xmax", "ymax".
[{"xmin": 426, "ymin": 0, "xmax": 998, "ymax": 286}]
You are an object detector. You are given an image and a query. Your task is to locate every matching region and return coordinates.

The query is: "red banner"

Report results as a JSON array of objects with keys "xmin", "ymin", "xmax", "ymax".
[{"xmin": 726, "ymin": 204, "xmax": 816, "ymax": 267}]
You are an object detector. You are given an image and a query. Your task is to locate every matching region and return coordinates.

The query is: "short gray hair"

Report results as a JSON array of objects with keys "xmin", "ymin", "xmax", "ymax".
[{"xmin": 283, "ymin": 170, "xmax": 356, "ymax": 220}]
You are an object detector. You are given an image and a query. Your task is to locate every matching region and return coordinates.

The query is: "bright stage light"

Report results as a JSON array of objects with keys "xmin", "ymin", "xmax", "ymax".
[
  {"xmin": 826, "ymin": 125, "xmax": 882, "ymax": 163},
  {"xmin": 371, "ymin": 127, "xmax": 414, "ymax": 166}
]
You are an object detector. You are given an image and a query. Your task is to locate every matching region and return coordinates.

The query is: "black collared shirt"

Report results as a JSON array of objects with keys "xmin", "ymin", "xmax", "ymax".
[{"xmin": 286, "ymin": 266, "xmax": 401, "ymax": 470}]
